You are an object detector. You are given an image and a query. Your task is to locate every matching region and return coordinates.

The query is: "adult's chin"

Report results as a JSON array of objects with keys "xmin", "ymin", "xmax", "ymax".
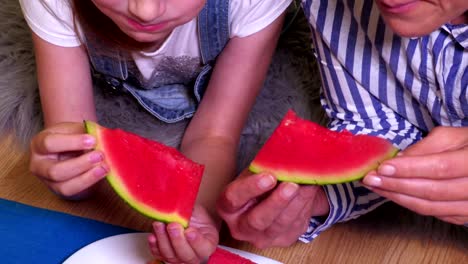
[{"xmin": 381, "ymin": 16, "xmax": 440, "ymax": 38}]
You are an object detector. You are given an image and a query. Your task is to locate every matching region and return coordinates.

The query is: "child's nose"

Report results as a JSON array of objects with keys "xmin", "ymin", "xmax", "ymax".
[{"xmin": 128, "ymin": 0, "xmax": 166, "ymax": 23}]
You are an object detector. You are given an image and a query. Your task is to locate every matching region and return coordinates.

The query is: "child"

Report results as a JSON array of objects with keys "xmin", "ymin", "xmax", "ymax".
[
  {"xmin": 217, "ymin": 0, "xmax": 468, "ymax": 248},
  {"xmin": 19, "ymin": 0, "xmax": 292, "ymax": 262}
]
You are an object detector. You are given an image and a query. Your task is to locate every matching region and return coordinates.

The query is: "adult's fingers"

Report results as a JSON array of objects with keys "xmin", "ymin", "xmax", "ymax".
[
  {"xmin": 363, "ymin": 175, "xmax": 468, "ymax": 201},
  {"xmin": 241, "ymin": 188, "xmax": 315, "ymax": 249},
  {"xmin": 241, "ymin": 182, "xmax": 299, "ymax": 232},
  {"xmin": 401, "ymin": 127, "xmax": 468, "ymax": 156},
  {"xmin": 217, "ymin": 173, "xmax": 277, "ymax": 214},
  {"xmin": 262, "ymin": 185, "xmax": 319, "ymax": 246},
  {"xmin": 378, "ymin": 148, "xmax": 468, "ymax": 179},
  {"xmin": 368, "ymin": 187, "xmax": 468, "ymax": 217},
  {"xmin": 437, "ymin": 216, "xmax": 468, "ymax": 226}
]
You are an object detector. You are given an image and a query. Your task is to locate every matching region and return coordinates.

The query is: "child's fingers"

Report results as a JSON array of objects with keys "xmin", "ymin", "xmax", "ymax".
[
  {"xmin": 44, "ymin": 164, "xmax": 108, "ymax": 197},
  {"xmin": 44, "ymin": 122, "xmax": 88, "ymax": 134},
  {"xmin": 166, "ymin": 223, "xmax": 199, "ymax": 264},
  {"xmin": 147, "ymin": 234, "xmax": 162, "ymax": 259},
  {"xmin": 32, "ymin": 132, "xmax": 95, "ymax": 155},
  {"xmin": 152, "ymin": 222, "xmax": 178, "ymax": 263},
  {"xmin": 186, "ymin": 228, "xmax": 216, "ymax": 261},
  {"xmin": 31, "ymin": 151, "xmax": 105, "ymax": 182}
]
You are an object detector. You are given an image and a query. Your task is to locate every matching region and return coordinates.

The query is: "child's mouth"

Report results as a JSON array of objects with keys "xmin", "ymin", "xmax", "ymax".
[{"xmin": 127, "ymin": 18, "xmax": 168, "ymax": 32}]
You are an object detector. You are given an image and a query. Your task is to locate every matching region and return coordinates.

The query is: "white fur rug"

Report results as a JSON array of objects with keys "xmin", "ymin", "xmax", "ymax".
[{"xmin": 0, "ymin": 0, "xmax": 326, "ymax": 170}]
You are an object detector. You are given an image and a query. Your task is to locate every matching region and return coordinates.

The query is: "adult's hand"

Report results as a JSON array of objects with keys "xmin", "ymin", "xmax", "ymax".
[
  {"xmin": 362, "ymin": 127, "xmax": 468, "ymax": 225},
  {"xmin": 217, "ymin": 170, "xmax": 329, "ymax": 249}
]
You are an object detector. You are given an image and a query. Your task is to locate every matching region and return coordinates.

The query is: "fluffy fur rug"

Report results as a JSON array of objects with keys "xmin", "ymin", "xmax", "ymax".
[{"xmin": 0, "ymin": 0, "xmax": 326, "ymax": 170}]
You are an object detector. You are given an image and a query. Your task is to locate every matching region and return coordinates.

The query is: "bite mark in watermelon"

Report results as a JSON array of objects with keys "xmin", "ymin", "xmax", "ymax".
[
  {"xmin": 249, "ymin": 110, "xmax": 399, "ymax": 185},
  {"xmin": 85, "ymin": 121, "xmax": 204, "ymax": 227},
  {"xmin": 208, "ymin": 247, "xmax": 257, "ymax": 264}
]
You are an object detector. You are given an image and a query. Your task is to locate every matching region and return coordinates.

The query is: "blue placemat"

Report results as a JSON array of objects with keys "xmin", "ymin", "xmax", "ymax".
[{"xmin": 0, "ymin": 198, "xmax": 136, "ymax": 264}]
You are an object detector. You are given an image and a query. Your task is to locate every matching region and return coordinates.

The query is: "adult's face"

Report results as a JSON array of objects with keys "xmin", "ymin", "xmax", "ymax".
[{"xmin": 374, "ymin": 0, "xmax": 468, "ymax": 37}]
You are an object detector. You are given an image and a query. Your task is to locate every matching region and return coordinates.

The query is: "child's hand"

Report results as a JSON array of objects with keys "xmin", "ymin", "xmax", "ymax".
[
  {"xmin": 216, "ymin": 170, "xmax": 329, "ymax": 249},
  {"xmin": 362, "ymin": 127, "xmax": 468, "ymax": 226},
  {"xmin": 148, "ymin": 205, "xmax": 219, "ymax": 264},
  {"xmin": 29, "ymin": 122, "xmax": 108, "ymax": 199}
]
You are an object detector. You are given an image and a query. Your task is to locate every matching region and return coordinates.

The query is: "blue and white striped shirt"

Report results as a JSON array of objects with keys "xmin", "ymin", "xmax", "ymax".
[{"xmin": 299, "ymin": 0, "xmax": 468, "ymax": 242}]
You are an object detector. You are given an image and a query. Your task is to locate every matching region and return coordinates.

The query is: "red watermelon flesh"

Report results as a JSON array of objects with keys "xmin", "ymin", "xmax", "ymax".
[
  {"xmin": 85, "ymin": 121, "xmax": 204, "ymax": 228},
  {"xmin": 208, "ymin": 247, "xmax": 257, "ymax": 264},
  {"xmin": 249, "ymin": 110, "xmax": 398, "ymax": 185}
]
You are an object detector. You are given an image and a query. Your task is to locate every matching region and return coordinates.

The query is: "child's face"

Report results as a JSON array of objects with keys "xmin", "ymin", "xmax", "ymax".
[
  {"xmin": 91, "ymin": 0, "xmax": 206, "ymax": 44},
  {"xmin": 374, "ymin": 0, "xmax": 468, "ymax": 37}
]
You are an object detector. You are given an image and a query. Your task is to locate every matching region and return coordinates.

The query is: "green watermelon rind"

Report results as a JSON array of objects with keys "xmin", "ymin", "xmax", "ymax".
[
  {"xmin": 249, "ymin": 146, "xmax": 399, "ymax": 185},
  {"xmin": 84, "ymin": 120, "xmax": 189, "ymax": 228}
]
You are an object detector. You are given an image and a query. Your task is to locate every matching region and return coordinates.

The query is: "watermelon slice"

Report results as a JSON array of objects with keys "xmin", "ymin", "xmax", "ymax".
[
  {"xmin": 208, "ymin": 247, "xmax": 256, "ymax": 264},
  {"xmin": 85, "ymin": 121, "xmax": 204, "ymax": 227},
  {"xmin": 249, "ymin": 110, "xmax": 398, "ymax": 185}
]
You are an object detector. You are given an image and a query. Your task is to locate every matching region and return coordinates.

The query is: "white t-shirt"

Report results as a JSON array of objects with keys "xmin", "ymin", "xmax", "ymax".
[{"xmin": 19, "ymin": 0, "xmax": 292, "ymax": 81}]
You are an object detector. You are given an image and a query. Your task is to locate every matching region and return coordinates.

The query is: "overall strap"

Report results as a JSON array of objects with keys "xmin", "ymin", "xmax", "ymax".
[
  {"xmin": 197, "ymin": 0, "xmax": 230, "ymax": 65},
  {"xmin": 85, "ymin": 36, "xmax": 129, "ymax": 81}
]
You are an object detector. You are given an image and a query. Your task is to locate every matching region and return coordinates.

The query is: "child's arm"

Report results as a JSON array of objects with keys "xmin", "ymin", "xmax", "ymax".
[
  {"xmin": 147, "ymin": 13, "xmax": 286, "ymax": 263},
  {"xmin": 182, "ymin": 13, "xmax": 286, "ymax": 218},
  {"xmin": 31, "ymin": 33, "xmax": 97, "ymax": 125},
  {"xmin": 29, "ymin": 33, "xmax": 107, "ymax": 199}
]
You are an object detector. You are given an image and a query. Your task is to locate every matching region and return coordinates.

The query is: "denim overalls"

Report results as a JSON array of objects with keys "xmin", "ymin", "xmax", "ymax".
[{"xmin": 86, "ymin": 0, "xmax": 229, "ymax": 123}]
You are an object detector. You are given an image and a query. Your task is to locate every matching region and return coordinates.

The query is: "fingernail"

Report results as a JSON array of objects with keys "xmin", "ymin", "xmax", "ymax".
[
  {"xmin": 257, "ymin": 174, "xmax": 275, "ymax": 190},
  {"xmin": 89, "ymin": 152, "xmax": 103, "ymax": 163},
  {"xmin": 147, "ymin": 234, "xmax": 156, "ymax": 243},
  {"xmin": 83, "ymin": 136, "xmax": 96, "ymax": 148},
  {"xmin": 153, "ymin": 222, "xmax": 165, "ymax": 233},
  {"xmin": 93, "ymin": 165, "xmax": 108, "ymax": 177},
  {"xmin": 281, "ymin": 183, "xmax": 298, "ymax": 199},
  {"xmin": 363, "ymin": 175, "xmax": 382, "ymax": 187},
  {"xmin": 168, "ymin": 226, "xmax": 181, "ymax": 237},
  {"xmin": 186, "ymin": 231, "xmax": 197, "ymax": 241},
  {"xmin": 379, "ymin": 164, "xmax": 396, "ymax": 176}
]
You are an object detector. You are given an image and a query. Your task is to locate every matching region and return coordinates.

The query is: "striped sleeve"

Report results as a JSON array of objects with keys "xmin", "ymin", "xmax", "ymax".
[
  {"xmin": 299, "ymin": 0, "xmax": 467, "ymax": 242},
  {"xmin": 300, "ymin": 182, "xmax": 388, "ymax": 242}
]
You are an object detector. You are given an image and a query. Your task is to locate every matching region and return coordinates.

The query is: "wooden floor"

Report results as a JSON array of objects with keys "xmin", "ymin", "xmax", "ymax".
[{"xmin": 0, "ymin": 135, "xmax": 467, "ymax": 264}]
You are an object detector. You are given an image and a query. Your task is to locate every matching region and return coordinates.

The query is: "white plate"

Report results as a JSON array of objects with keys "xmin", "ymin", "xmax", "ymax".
[
  {"xmin": 63, "ymin": 233, "xmax": 153, "ymax": 264},
  {"xmin": 63, "ymin": 232, "xmax": 283, "ymax": 264}
]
